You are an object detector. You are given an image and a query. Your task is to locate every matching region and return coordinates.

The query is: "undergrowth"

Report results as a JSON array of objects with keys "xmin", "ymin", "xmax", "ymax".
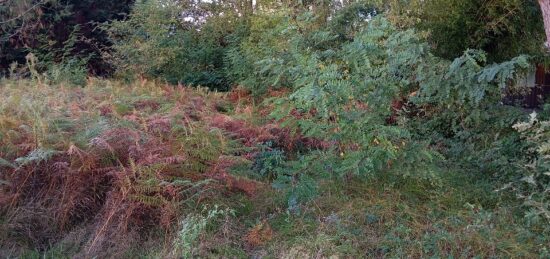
[
  {"xmin": 1, "ymin": 5, "xmax": 549, "ymax": 257},
  {"xmin": 0, "ymin": 78, "xmax": 262, "ymax": 257},
  {"xmin": 0, "ymin": 79, "xmax": 548, "ymax": 258}
]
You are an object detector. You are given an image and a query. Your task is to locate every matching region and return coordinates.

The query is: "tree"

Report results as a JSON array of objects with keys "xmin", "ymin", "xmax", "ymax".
[
  {"xmin": 539, "ymin": 0, "xmax": 550, "ymax": 48},
  {"xmin": 388, "ymin": 0, "xmax": 544, "ymax": 62},
  {"xmin": 0, "ymin": 0, "xmax": 133, "ymax": 77}
]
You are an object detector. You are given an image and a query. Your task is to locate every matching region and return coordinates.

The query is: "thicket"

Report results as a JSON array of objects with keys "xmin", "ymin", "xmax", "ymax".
[
  {"xmin": 391, "ymin": 0, "xmax": 545, "ymax": 62},
  {"xmin": 2, "ymin": 0, "xmax": 544, "ymax": 86},
  {"xmin": 102, "ymin": 0, "xmax": 550, "ymax": 226},
  {"xmin": 224, "ymin": 6, "xmax": 543, "ymax": 218},
  {"xmin": 105, "ymin": 0, "xmax": 239, "ymax": 89},
  {"xmin": 0, "ymin": 0, "xmax": 133, "ymax": 78}
]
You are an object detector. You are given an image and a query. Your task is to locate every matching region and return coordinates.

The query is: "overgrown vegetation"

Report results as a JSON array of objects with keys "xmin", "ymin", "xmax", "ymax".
[
  {"xmin": 2, "ymin": 0, "xmax": 550, "ymax": 257},
  {"xmin": 0, "ymin": 0, "xmax": 134, "ymax": 77}
]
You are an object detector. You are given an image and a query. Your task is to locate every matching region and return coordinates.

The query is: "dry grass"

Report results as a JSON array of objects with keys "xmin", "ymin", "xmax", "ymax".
[{"xmin": 0, "ymin": 78, "xmax": 276, "ymax": 257}]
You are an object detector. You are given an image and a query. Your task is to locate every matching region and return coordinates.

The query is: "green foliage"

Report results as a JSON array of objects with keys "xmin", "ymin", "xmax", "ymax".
[
  {"xmin": 105, "ymin": 0, "xmax": 239, "ymax": 90},
  {"xmin": 243, "ymin": 16, "xmax": 442, "ymax": 204},
  {"xmin": 252, "ymin": 143, "xmax": 285, "ymax": 180},
  {"xmin": 225, "ymin": 8, "xmax": 532, "ymax": 212},
  {"xmin": 272, "ymin": 153, "xmax": 325, "ymax": 211},
  {"xmin": 15, "ymin": 148, "xmax": 60, "ymax": 166},
  {"xmin": 409, "ymin": 49, "xmax": 530, "ymax": 150},
  {"xmin": 40, "ymin": 26, "xmax": 90, "ymax": 86},
  {"xmin": 0, "ymin": 0, "xmax": 133, "ymax": 77},
  {"xmin": 413, "ymin": 0, "xmax": 544, "ymax": 62},
  {"xmin": 510, "ymin": 113, "xmax": 550, "ymax": 226},
  {"xmin": 224, "ymin": 12, "xmax": 287, "ymax": 93},
  {"xmin": 171, "ymin": 205, "xmax": 234, "ymax": 258},
  {"xmin": 105, "ymin": 0, "xmax": 185, "ymax": 80},
  {"xmin": 415, "ymin": 50, "xmax": 530, "ymax": 115}
]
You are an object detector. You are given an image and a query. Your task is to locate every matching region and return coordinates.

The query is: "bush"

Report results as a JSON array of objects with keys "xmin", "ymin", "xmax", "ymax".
[
  {"xmin": 224, "ymin": 7, "xmax": 532, "ymax": 210},
  {"xmin": 391, "ymin": 0, "xmax": 544, "ymax": 62},
  {"xmin": 510, "ymin": 113, "xmax": 550, "ymax": 226},
  {"xmin": 0, "ymin": 0, "xmax": 133, "ymax": 77},
  {"xmin": 105, "ymin": 0, "xmax": 239, "ymax": 90}
]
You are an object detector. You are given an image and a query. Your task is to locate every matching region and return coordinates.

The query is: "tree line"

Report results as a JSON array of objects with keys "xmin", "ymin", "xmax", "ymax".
[{"xmin": 0, "ymin": 0, "xmax": 547, "ymax": 89}]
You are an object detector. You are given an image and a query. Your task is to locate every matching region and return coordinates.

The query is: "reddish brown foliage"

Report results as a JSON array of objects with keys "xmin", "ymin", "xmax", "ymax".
[
  {"xmin": 0, "ymin": 85, "xmax": 264, "ymax": 256},
  {"xmin": 0, "ymin": 123, "xmax": 199, "ymax": 255},
  {"xmin": 207, "ymin": 155, "xmax": 261, "ymax": 197},
  {"xmin": 134, "ymin": 99, "xmax": 160, "ymax": 111},
  {"xmin": 244, "ymin": 220, "xmax": 273, "ymax": 247},
  {"xmin": 209, "ymin": 114, "xmax": 329, "ymax": 152},
  {"xmin": 1, "ymin": 83, "xmax": 325, "ymax": 256},
  {"xmin": 227, "ymin": 86, "xmax": 252, "ymax": 103},
  {"xmin": 210, "ymin": 114, "xmax": 275, "ymax": 147},
  {"xmin": 98, "ymin": 104, "xmax": 113, "ymax": 116}
]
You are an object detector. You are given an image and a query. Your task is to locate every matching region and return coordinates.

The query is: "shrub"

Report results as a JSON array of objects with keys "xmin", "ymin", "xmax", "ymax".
[
  {"xmin": 390, "ymin": 0, "xmax": 544, "ymax": 62},
  {"xmin": 226, "ymin": 10, "xmax": 531, "ymax": 210},
  {"xmin": 0, "ymin": 0, "xmax": 133, "ymax": 77},
  {"xmin": 509, "ymin": 112, "xmax": 550, "ymax": 226},
  {"xmin": 105, "ymin": 0, "xmax": 240, "ymax": 90}
]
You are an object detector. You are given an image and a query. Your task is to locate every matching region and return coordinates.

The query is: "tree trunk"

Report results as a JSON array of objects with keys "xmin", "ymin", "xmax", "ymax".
[{"xmin": 539, "ymin": 0, "xmax": 550, "ymax": 48}]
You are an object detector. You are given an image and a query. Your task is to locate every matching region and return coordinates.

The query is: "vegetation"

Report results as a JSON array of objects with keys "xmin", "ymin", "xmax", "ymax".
[
  {"xmin": 411, "ymin": 0, "xmax": 544, "ymax": 62},
  {"xmin": 2, "ymin": 0, "xmax": 550, "ymax": 258},
  {"xmin": 0, "ymin": 0, "xmax": 134, "ymax": 77}
]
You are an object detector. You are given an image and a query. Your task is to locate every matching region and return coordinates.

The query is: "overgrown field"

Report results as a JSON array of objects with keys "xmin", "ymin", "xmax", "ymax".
[
  {"xmin": 0, "ymin": 79, "xmax": 548, "ymax": 258},
  {"xmin": 2, "ymin": 1, "xmax": 550, "ymax": 257}
]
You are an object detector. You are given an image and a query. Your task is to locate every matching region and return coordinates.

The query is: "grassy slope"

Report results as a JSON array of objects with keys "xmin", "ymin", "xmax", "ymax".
[{"xmin": 0, "ymin": 79, "xmax": 548, "ymax": 258}]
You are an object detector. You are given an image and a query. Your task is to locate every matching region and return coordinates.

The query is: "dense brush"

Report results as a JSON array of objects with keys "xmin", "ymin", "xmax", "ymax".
[{"xmin": 0, "ymin": 79, "xmax": 268, "ymax": 257}]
